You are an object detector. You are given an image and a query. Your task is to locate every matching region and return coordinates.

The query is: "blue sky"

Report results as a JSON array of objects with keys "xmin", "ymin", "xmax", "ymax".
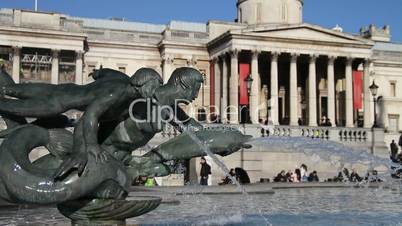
[{"xmin": 1, "ymin": 0, "xmax": 402, "ymax": 42}]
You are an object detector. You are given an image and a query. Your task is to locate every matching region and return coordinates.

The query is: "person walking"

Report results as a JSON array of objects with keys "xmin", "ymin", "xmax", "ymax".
[{"xmin": 200, "ymin": 157, "xmax": 211, "ymax": 186}]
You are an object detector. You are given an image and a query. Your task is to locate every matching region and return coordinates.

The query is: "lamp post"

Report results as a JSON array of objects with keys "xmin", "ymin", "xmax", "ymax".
[
  {"xmin": 241, "ymin": 74, "xmax": 253, "ymax": 168},
  {"xmin": 369, "ymin": 80, "xmax": 379, "ymax": 128},
  {"xmin": 201, "ymin": 72, "xmax": 206, "ymax": 108},
  {"xmin": 369, "ymin": 80, "xmax": 379, "ymax": 155},
  {"xmin": 195, "ymin": 72, "xmax": 207, "ymax": 122},
  {"xmin": 245, "ymin": 74, "xmax": 253, "ymax": 124}
]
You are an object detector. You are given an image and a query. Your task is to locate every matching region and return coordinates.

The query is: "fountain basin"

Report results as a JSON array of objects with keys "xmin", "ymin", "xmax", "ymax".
[
  {"xmin": 57, "ymin": 197, "xmax": 161, "ymax": 226},
  {"xmin": 1, "ymin": 185, "xmax": 401, "ymax": 225}
]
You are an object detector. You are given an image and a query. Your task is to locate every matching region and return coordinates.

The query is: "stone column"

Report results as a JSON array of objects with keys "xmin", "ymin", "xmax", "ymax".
[
  {"xmin": 327, "ymin": 56, "xmax": 336, "ymax": 127},
  {"xmin": 162, "ymin": 55, "xmax": 173, "ymax": 83},
  {"xmin": 12, "ymin": 47, "xmax": 20, "ymax": 83},
  {"xmin": 270, "ymin": 52, "xmax": 279, "ymax": 125},
  {"xmin": 308, "ymin": 54, "xmax": 318, "ymax": 127},
  {"xmin": 250, "ymin": 50, "xmax": 260, "ymax": 124},
  {"xmin": 75, "ymin": 51, "xmax": 83, "ymax": 85},
  {"xmin": 229, "ymin": 50, "xmax": 239, "ymax": 124},
  {"xmin": 51, "ymin": 49, "xmax": 59, "ymax": 84},
  {"xmin": 345, "ymin": 57, "xmax": 354, "ymax": 127},
  {"xmin": 363, "ymin": 59, "xmax": 372, "ymax": 128},
  {"xmin": 221, "ymin": 54, "xmax": 228, "ymax": 123},
  {"xmin": 214, "ymin": 58, "xmax": 221, "ymax": 116},
  {"xmin": 289, "ymin": 53, "xmax": 298, "ymax": 126}
]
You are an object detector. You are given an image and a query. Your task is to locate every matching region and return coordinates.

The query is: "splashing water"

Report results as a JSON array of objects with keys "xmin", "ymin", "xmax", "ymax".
[
  {"xmin": 250, "ymin": 136, "xmax": 400, "ymax": 184},
  {"xmin": 172, "ymin": 120, "xmax": 272, "ymax": 225}
]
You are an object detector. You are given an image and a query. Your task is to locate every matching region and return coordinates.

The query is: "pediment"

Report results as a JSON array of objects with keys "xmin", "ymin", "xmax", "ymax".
[{"xmin": 240, "ymin": 24, "xmax": 370, "ymax": 45}]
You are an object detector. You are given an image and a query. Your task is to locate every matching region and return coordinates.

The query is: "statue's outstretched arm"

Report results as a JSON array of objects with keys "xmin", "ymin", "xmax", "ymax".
[
  {"xmin": 0, "ymin": 98, "xmax": 65, "ymax": 118},
  {"xmin": 2, "ymin": 83, "xmax": 56, "ymax": 99},
  {"xmin": 80, "ymin": 89, "xmax": 125, "ymax": 162}
]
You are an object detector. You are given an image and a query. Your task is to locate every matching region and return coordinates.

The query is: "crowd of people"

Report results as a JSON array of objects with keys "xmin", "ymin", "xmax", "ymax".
[
  {"xmin": 329, "ymin": 168, "xmax": 382, "ymax": 183},
  {"xmin": 273, "ymin": 164, "xmax": 319, "ymax": 183}
]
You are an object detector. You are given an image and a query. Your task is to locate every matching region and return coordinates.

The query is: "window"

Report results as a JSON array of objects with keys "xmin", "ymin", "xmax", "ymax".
[
  {"xmin": 118, "ymin": 66, "xmax": 126, "ymax": 73},
  {"xmin": 390, "ymin": 81, "xmax": 396, "ymax": 97},
  {"xmin": 388, "ymin": 114, "xmax": 399, "ymax": 133}
]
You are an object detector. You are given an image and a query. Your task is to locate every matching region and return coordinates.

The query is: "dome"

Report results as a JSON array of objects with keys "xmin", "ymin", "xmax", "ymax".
[{"xmin": 237, "ymin": 0, "xmax": 303, "ymax": 25}]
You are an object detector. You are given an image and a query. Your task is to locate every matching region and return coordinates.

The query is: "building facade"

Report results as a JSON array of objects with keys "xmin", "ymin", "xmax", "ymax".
[{"xmin": 1, "ymin": 1, "xmax": 402, "ymax": 182}]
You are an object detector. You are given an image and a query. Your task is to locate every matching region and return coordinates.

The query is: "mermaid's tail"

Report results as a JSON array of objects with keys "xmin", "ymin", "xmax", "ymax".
[{"xmin": 0, "ymin": 125, "xmax": 130, "ymax": 204}]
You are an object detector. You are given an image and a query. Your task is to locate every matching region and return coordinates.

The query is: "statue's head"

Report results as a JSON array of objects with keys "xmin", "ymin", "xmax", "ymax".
[
  {"xmin": 165, "ymin": 67, "xmax": 203, "ymax": 104},
  {"xmin": 131, "ymin": 68, "xmax": 163, "ymax": 98}
]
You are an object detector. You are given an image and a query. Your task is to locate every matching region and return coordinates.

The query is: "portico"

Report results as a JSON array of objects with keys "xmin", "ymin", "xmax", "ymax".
[{"xmin": 208, "ymin": 24, "xmax": 374, "ymax": 128}]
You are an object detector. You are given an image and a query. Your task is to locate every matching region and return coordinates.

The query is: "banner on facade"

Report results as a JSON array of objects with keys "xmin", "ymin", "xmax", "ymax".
[
  {"xmin": 239, "ymin": 63, "xmax": 250, "ymax": 105},
  {"xmin": 353, "ymin": 70, "xmax": 363, "ymax": 110}
]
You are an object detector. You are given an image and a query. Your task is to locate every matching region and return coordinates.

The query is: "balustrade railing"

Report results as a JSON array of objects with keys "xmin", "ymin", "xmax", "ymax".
[{"xmin": 158, "ymin": 123, "xmax": 375, "ymax": 147}]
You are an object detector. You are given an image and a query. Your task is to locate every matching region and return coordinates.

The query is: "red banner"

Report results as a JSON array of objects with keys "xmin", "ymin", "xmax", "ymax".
[
  {"xmin": 353, "ymin": 70, "xmax": 363, "ymax": 110},
  {"xmin": 239, "ymin": 63, "xmax": 250, "ymax": 105},
  {"xmin": 209, "ymin": 62, "xmax": 215, "ymax": 113}
]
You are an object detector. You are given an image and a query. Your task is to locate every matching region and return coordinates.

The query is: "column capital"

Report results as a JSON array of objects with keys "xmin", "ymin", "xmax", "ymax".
[
  {"xmin": 346, "ymin": 57, "xmax": 354, "ymax": 65},
  {"xmin": 252, "ymin": 49, "xmax": 261, "ymax": 59},
  {"xmin": 230, "ymin": 49, "xmax": 239, "ymax": 58},
  {"xmin": 309, "ymin": 54, "xmax": 318, "ymax": 63},
  {"xmin": 290, "ymin": 53, "xmax": 299, "ymax": 62},
  {"xmin": 52, "ymin": 49, "xmax": 60, "ymax": 58},
  {"xmin": 328, "ymin": 55, "xmax": 337, "ymax": 64},
  {"xmin": 271, "ymin": 51, "xmax": 280, "ymax": 60},
  {"xmin": 12, "ymin": 46, "xmax": 21, "ymax": 55}
]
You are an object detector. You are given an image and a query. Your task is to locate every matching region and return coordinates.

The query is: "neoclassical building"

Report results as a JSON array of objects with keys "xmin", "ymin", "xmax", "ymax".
[{"xmin": 1, "ymin": 0, "xmax": 402, "ymax": 181}]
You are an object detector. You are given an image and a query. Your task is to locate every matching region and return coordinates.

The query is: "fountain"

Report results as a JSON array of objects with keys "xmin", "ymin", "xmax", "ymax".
[{"xmin": 0, "ymin": 67, "xmax": 251, "ymax": 225}]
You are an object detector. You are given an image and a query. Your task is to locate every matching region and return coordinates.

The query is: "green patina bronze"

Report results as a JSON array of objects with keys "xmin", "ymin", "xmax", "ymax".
[{"xmin": 0, "ymin": 66, "xmax": 251, "ymax": 225}]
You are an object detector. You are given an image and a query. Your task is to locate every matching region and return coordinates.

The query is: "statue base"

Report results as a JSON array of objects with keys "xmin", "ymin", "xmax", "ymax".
[{"xmin": 57, "ymin": 197, "xmax": 161, "ymax": 226}]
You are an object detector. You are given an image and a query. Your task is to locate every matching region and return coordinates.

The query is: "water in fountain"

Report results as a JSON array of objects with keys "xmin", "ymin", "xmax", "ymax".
[
  {"xmin": 172, "ymin": 119, "xmax": 272, "ymax": 225},
  {"xmin": 250, "ymin": 136, "xmax": 400, "ymax": 184}
]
